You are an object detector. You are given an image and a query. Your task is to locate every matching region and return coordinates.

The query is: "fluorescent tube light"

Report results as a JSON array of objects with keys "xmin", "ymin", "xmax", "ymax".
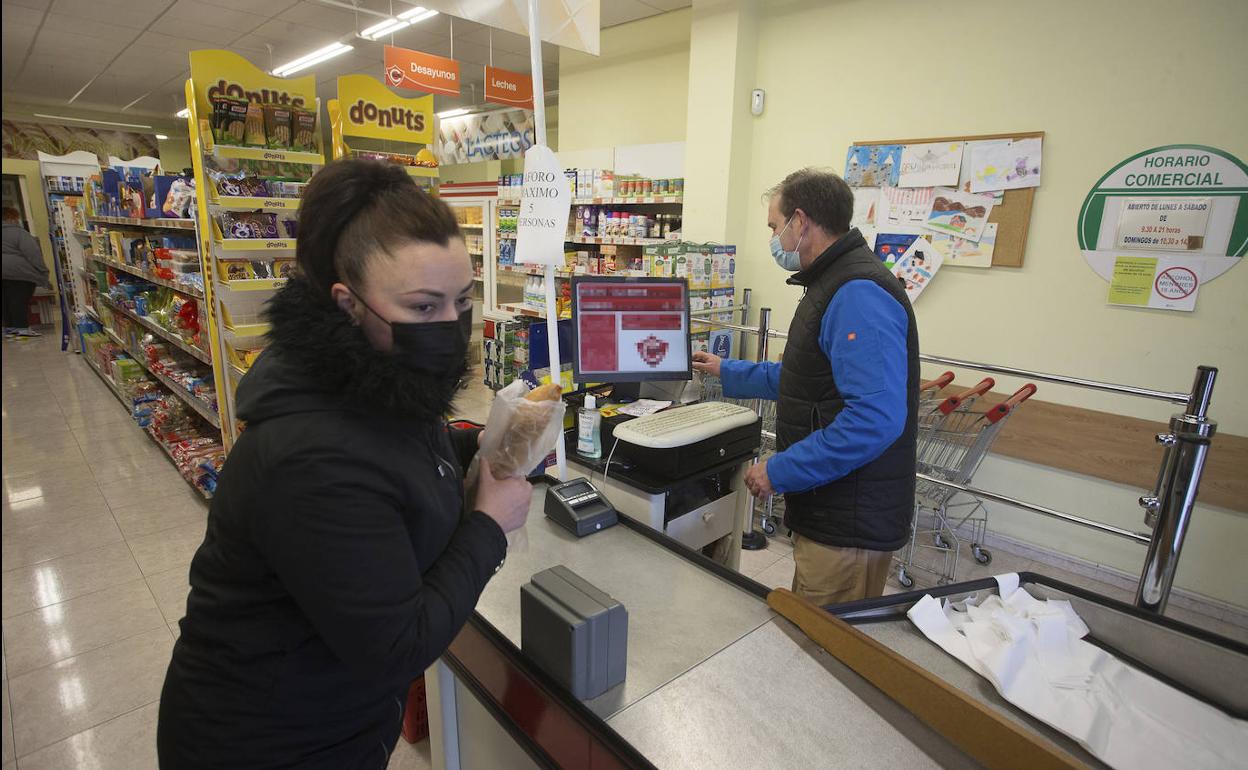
[
  {"xmin": 272, "ymin": 42, "xmax": 353, "ymax": 77},
  {"xmin": 174, "ymin": 108, "xmax": 190, "ymax": 119},
  {"xmin": 437, "ymin": 107, "xmax": 469, "ymax": 119},
  {"xmin": 155, "ymin": 134, "xmax": 169, "ymax": 140},
  {"xmin": 33, "ymin": 113, "xmax": 152, "ymax": 129},
  {"xmin": 398, "ymin": 7, "xmax": 437, "ymax": 22},
  {"xmin": 361, "ymin": 18, "xmax": 408, "ymax": 38}
]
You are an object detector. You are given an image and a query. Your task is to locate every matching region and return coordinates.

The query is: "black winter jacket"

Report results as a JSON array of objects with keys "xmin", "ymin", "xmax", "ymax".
[{"xmin": 158, "ymin": 279, "xmax": 507, "ymax": 769}]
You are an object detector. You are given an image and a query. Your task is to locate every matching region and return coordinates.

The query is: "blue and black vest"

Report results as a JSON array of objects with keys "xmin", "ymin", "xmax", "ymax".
[{"xmin": 777, "ymin": 228, "xmax": 919, "ymax": 551}]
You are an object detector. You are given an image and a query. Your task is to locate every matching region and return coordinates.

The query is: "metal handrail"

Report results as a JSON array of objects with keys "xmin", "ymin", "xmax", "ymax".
[{"xmin": 721, "ymin": 298, "xmax": 1217, "ymax": 614}]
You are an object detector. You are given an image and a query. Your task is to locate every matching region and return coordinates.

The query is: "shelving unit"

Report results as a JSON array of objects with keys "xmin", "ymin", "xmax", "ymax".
[
  {"xmin": 185, "ymin": 49, "xmax": 324, "ymax": 448},
  {"xmin": 38, "ymin": 150, "xmax": 100, "ymax": 351}
]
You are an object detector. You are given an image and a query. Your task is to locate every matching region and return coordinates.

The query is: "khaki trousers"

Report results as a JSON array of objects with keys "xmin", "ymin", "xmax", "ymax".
[{"xmin": 790, "ymin": 533, "xmax": 893, "ymax": 606}]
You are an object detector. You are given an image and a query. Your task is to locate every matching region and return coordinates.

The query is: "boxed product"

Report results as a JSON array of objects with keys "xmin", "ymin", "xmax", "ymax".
[
  {"xmin": 263, "ymin": 105, "xmax": 293, "ymax": 148},
  {"xmin": 711, "ymin": 245, "xmax": 737, "ymax": 288},
  {"xmin": 691, "ymin": 331, "xmax": 711, "ymax": 356},
  {"xmin": 689, "ymin": 289, "xmax": 711, "ymax": 333},
  {"xmin": 709, "ymin": 329, "xmax": 733, "ymax": 359}
]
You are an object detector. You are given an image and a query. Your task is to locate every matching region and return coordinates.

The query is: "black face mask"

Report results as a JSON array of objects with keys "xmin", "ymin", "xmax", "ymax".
[{"xmin": 350, "ymin": 289, "xmax": 473, "ymax": 378}]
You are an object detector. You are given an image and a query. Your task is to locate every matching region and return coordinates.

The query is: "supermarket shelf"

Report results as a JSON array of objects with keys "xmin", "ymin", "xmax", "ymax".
[
  {"xmin": 403, "ymin": 165, "xmax": 439, "ymax": 178},
  {"xmin": 47, "ymin": 188, "xmax": 84, "ymax": 196},
  {"xmin": 72, "ymin": 229, "xmax": 93, "ymax": 237},
  {"xmin": 569, "ymin": 235, "xmax": 669, "ymax": 246},
  {"xmin": 219, "ymin": 277, "xmax": 286, "ymax": 292},
  {"xmin": 459, "ymin": 223, "xmax": 484, "ymax": 229},
  {"xmin": 224, "ymin": 322, "xmax": 271, "ymax": 338},
  {"xmin": 473, "ymin": 276, "xmax": 484, "ymax": 283},
  {"xmin": 98, "ymin": 324, "xmax": 221, "ymax": 428},
  {"xmin": 215, "ymin": 238, "xmax": 296, "ymax": 252},
  {"xmin": 208, "ymin": 195, "xmax": 301, "ymax": 212},
  {"xmin": 210, "ymin": 144, "xmax": 323, "ymax": 165},
  {"xmin": 468, "ymin": 250, "xmax": 484, "ymax": 256},
  {"xmin": 97, "ymin": 295, "xmax": 212, "ymax": 364},
  {"xmin": 80, "ymin": 356, "xmax": 213, "ymax": 500},
  {"xmin": 87, "ymin": 254, "xmax": 205, "ymax": 298},
  {"xmin": 499, "ymin": 302, "xmax": 545, "ymax": 319},
  {"xmin": 89, "ymin": 215, "xmax": 196, "ymax": 231},
  {"xmin": 571, "ymin": 195, "xmax": 684, "ymax": 205},
  {"xmin": 495, "ymin": 233, "xmax": 668, "ymax": 246}
]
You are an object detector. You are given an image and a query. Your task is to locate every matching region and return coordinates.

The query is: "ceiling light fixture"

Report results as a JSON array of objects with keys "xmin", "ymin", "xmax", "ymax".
[
  {"xmin": 272, "ymin": 42, "xmax": 354, "ymax": 77},
  {"xmin": 436, "ymin": 107, "xmax": 470, "ymax": 119},
  {"xmin": 360, "ymin": 7, "xmax": 438, "ymax": 40},
  {"xmin": 174, "ymin": 108, "xmax": 191, "ymax": 119},
  {"xmin": 155, "ymin": 134, "xmax": 169, "ymax": 140},
  {"xmin": 33, "ymin": 114, "xmax": 152, "ymax": 129}
]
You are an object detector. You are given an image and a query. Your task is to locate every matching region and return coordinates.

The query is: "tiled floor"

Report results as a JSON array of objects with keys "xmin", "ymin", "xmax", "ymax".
[
  {"xmin": 1, "ymin": 333, "xmax": 435, "ymax": 769},
  {"xmin": 4, "ymin": 333, "xmax": 1244, "ymax": 769}
]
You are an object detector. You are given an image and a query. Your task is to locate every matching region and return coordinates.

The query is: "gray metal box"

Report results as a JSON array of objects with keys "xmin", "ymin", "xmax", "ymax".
[{"xmin": 520, "ymin": 565, "xmax": 628, "ymax": 701}]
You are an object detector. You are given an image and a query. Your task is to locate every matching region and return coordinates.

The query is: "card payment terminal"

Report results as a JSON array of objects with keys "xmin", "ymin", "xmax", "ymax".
[{"xmin": 545, "ymin": 478, "xmax": 618, "ymax": 537}]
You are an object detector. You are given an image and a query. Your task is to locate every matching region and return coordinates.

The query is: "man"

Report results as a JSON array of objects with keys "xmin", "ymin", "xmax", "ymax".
[
  {"xmin": 2, "ymin": 207, "xmax": 50, "ymax": 338},
  {"xmin": 692, "ymin": 168, "xmax": 918, "ymax": 604}
]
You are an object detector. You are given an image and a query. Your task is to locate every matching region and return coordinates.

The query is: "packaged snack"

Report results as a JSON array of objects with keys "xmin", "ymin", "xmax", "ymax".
[
  {"xmin": 224, "ymin": 262, "xmax": 253, "ymax": 282},
  {"xmin": 211, "ymin": 95, "xmax": 232, "ymax": 135},
  {"xmin": 282, "ymin": 219, "xmax": 298, "ymax": 238},
  {"xmin": 291, "ymin": 108, "xmax": 317, "ymax": 152},
  {"xmin": 221, "ymin": 212, "xmax": 278, "ymax": 239},
  {"xmin": 210, "ymin": 169, "xmax": 268, "ymax": 198},
  {"xmin": 215, "ymin": 98, "xmax": 248, "ymax": 145},
  {"xmin": 244, "ymin": 102, "xmax": 266, "ymax": 146},
  {"xmin": 273, "ymin": 259, "xmax": 296, "ymax": 279},
  {"xmin": 263, "ymin": 104, "xmax": 292, "ymax": 148},
  {"xmin": 249, "ymin": 261, "xmax": 274, "ymax": 279}
]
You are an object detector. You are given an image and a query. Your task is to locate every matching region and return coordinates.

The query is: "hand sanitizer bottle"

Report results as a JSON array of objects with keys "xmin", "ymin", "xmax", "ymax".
[{"xmin": 577, "ymin": 394, "xmax": 602, "ymax": 459}]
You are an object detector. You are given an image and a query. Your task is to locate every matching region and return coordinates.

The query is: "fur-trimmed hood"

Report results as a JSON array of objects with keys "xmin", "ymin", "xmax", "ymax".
[{"xmin": 235, "ymin": 276, "xmax": 462, "ymax": 426}]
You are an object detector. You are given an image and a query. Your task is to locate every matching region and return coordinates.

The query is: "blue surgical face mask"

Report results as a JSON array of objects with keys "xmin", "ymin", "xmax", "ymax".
[{"xmin": 770, "ymin": 215, "xmax": 803, "ymax": 271}]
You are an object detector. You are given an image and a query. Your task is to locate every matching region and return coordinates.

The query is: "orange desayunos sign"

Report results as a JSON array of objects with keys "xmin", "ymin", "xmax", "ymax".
[{"xmin": 383, "ymin": 44, "xmax": 460, "ymax": 96}]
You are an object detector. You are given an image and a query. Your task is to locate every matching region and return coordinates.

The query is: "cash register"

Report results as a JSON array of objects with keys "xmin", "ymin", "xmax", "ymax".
[{"xmin": 569, "ymin": 275, "xmax": 762, "ymax": 482}]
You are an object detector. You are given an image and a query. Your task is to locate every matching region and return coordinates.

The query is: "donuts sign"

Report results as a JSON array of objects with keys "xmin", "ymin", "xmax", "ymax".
[{"xmin": 334, "ymin": 74, "xmax": 433, "ymax": 144}]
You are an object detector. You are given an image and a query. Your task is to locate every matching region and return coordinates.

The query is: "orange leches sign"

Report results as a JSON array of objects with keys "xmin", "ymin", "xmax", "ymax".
[
  {"xmin": 383, "ymin": 45, "xmax": 460, "ymax": 96},
  {"xmin": 483, "ymin": 66, "xmax": 534, "ymax": 110}
]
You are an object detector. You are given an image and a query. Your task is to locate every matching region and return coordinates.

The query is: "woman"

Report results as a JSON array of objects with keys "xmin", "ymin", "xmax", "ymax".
[
  {"xmin": 158, "ymin": 160, "xmax": 532, "ymax": 768},
  {"xmin": 1, "ymin": 206, "xmax": 51, "ymax": 337}
]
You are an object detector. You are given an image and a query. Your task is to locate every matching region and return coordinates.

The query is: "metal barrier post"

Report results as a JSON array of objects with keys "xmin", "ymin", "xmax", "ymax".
[
  {"xmin": 1134, "ymin": 366, "xmax": 1218, "ymax": 613},
  {"xmin": 741, "ymin": 307, "xmax": 773, "ymax": 551},
  {"xmin": 738, "ymin": 288, "xmax": 752, "ymax": 361}
]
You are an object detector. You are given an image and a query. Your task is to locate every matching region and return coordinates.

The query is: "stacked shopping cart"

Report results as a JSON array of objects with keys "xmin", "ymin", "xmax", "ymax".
[{"xmin": 896, "ymin": 372, "xmax": 1038, "ymax": 588}]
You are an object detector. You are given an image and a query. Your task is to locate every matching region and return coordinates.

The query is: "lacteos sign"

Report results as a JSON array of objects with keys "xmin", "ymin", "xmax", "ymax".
[{"xmin": 436, "ymin": 108, "xmax": 536, "ymax": 165}]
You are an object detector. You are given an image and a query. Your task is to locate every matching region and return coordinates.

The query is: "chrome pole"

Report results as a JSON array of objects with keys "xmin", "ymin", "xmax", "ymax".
[
  {"xmin": 738, "ymin": 288, "xmax": 752, "ymax": 360},
  {"xmin": 1135, "ymin": 366, "xmax": 1218, "ymax": 613},
  {"xmin": 741, "ymin": 307, "xmax": 772, "ymax": 551},
  {"xmin": 918, "ymin": 354, "xmax": 1189, "ymax": 404}
]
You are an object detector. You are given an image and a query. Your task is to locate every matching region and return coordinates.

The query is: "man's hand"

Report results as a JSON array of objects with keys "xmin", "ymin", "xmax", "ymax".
[
  {"xmin": 692, "ymin": 351, "xmax": 722, "ymax": 377},
  {"xmin": 744, "ymin": 460, "xmax": 774, "ymax": 499}
]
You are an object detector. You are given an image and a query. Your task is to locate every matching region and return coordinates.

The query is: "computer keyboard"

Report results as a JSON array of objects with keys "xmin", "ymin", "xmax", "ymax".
[{"xmin": 612, "ymin": 401, "xmax": 758, "ymax": 449}]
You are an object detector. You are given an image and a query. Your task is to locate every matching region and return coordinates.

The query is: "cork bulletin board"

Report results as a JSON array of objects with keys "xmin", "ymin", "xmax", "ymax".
[{"xmin": 852, "ymin": 131, "xmax": 1044, "ymax": 268}]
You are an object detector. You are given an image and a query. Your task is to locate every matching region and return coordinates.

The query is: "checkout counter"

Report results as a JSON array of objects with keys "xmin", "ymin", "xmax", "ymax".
[{"xmin": 424, "ymin": 481, "xmax": 1247, "ymax": 769}]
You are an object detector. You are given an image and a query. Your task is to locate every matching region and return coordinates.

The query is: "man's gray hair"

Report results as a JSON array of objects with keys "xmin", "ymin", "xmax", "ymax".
[{"xmin": 768, "ymin": 168, "xmax": 854, "ymax": 235}]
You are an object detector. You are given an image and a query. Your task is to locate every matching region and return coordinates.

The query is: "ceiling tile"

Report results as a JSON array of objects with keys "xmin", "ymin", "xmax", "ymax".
[
  {"xmin": 41, "ymin": 0, "xmax": 160, "ymax": 30},
  {"xmin": 601, "ymin": 0, "xmax": 662, "ymax": 28},
  {"xmin": 2, "ymin": 4, "xmax": 45, "ymax": 26},
  {"xmin": 164, "ymin": 0, "xmax": 270, "ymax": 33},
  {"xmin": 31, "ymin": 29, "xmax": 130, "ymax": 58},
  {"xmin": 194, "ymin": 0, "xmax": 298, "ymax": 13},
  {"xmin": 4, "ymin": 0, "xmax": 53, "ymax": 9},
  {"xmin": 148, "ymin": 16, "xmax": 249, "ymax": 46},
  {"xmin": 251, "ymin": 18, "xmax": 340, "ymax": 47},
  {"xmin": 276, "ymin": 1, "xmax": 360, "ymax": 34}
]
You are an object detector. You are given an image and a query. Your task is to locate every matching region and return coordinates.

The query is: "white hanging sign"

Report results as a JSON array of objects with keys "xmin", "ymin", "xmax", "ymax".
[{"xmin": 515, "ymin": 144, "xmax": 571, "ymax": 267}]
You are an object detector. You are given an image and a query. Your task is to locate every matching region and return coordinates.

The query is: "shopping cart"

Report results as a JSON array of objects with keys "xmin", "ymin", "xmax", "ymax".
[{"xmin": 896, "ymin": 380, "xmax": 1037, "ymax": 588}]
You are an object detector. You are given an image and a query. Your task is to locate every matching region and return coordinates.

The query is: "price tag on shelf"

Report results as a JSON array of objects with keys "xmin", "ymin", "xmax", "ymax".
[{"xmin": 514, "ymin": 145, "xmax": 571, "ymax": 267}]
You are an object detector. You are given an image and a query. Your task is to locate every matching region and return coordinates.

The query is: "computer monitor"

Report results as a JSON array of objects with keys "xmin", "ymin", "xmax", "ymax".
[{"xmin": 571, "ymin": 276, "xmax": 692, "ymax": 383}]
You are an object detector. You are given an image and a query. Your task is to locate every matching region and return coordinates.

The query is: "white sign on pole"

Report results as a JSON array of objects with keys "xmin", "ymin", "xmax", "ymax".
[{"xmin": 515, "ymin": 144, "xmax": 571, "ymax": 267}]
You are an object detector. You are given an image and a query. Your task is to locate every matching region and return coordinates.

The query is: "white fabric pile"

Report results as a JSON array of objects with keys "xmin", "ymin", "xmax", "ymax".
[{"xmin": 907, "ymin": 574, "xmax": 1248, "ymax": 770}]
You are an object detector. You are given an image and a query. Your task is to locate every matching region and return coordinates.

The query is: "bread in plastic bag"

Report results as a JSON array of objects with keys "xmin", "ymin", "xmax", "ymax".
[{"xmin": 468, "ymin": 380, "xmax": 565, "ymax": 485}]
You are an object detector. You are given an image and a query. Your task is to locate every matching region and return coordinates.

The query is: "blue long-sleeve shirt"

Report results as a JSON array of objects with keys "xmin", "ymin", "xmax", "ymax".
[{"xmin": 720, "ymin": 279, "xmax": 909, "ymax": 494}]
